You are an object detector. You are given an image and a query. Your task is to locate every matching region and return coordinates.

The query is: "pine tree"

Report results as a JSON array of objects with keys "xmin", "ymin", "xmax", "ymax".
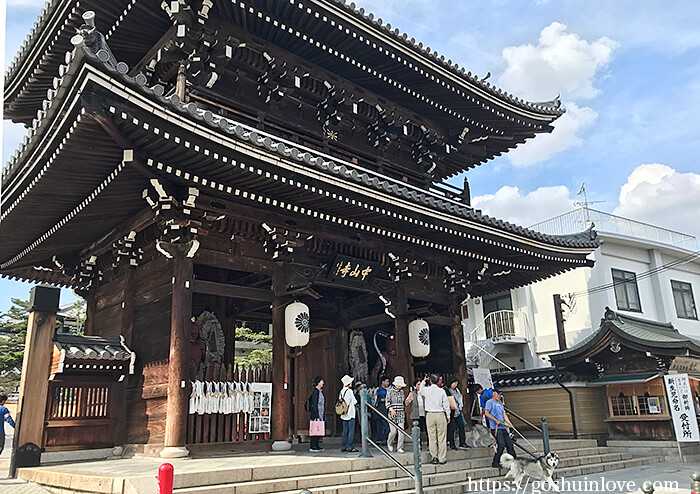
[{"xmin": 0, "ymin": 298, "xmax": 29, "ymax": 393}]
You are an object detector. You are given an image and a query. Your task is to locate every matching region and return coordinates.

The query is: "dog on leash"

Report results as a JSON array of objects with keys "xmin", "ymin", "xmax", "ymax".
[
  {"xmin": 464, "ymin": 423, "xmax": 496, "ymax": 448},
  {"xmin": 500, "ymin": 451, "xmax": 560, "ymax": 491}
]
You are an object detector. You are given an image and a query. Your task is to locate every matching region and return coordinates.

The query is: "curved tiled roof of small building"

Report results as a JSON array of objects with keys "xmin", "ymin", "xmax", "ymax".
[
  {"xmin": 491, "ymin": 367, "xmax": 586, "ymax": 388},
  {"xmin": 1, "ymin": 33, "xmax": 599, "ymax": 253},
  {"xmin": 54, "ymin": 333, "xmax": 133, "ymax": 361},
  {"xmin": 5, "ymin": 0, "xmax": 563, "ymax": 121},
  {"xmin": 552, "ymin": 308, "xmax": 700, "ymax": 362}
]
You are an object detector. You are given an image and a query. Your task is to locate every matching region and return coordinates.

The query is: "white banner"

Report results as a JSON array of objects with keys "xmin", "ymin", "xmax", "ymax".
[
  {"xmin": 664, "ymin": 374, "xmax": 700, "ymax": 443},
  {"xmin": 473, "ymin": 368, "xmax": 494, "ymax": 390}
]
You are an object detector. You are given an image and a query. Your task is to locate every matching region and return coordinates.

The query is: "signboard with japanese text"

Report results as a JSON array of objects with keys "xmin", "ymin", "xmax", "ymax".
[
  {"xmin": 327, "ymin": 255, "xmax": 378, "ymax": 287},
  {"xmin": 664, "ymin": 374, "xmax": 700, "ymax": 442}
]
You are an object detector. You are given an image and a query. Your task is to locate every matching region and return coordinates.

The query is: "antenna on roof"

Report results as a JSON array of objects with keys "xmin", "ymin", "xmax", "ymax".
[{"xmin": 573, "ymin": 182, "xmax": 605, "ymax": 226}]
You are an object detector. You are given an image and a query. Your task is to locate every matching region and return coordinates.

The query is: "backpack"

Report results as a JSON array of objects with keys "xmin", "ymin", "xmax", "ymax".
[
  {"xmin": 335, "ymin": 389, "xmax": 350, "ymax": 416},
  {"xmin": 304, "ymin": 394, "xmax": 312, "ymax": 413}
]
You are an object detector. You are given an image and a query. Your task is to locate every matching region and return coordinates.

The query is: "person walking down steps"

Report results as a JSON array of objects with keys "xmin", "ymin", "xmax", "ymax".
[
  {"xmin": 338, "ymin": 374, "xmax": 358, "ymax": 452},
  {"xmin": 386, "ymin": 376, "xmax": 407, "ymax": 453}
]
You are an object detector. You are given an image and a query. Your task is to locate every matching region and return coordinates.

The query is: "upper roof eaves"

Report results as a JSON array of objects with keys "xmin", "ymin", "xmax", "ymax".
[
  {"xmin": 324, "ymin": 0, "xmax": 564, "ymax": 117},
  {"xmin": 5, "ymin": 0, "xmax": 564, "ymax": 122}
]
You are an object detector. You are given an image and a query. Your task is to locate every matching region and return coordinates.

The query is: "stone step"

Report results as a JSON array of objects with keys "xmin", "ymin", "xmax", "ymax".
[
  {"xmin": 173, "ymin": 446, "xmax": 632, "ymax": 493},
  {"xmin": 389, "ymin": 456, "xmax": 665, "ymax": 494}
]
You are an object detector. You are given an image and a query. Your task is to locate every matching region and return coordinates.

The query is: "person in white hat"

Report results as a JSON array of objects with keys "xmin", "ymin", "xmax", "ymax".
[
  {"xmin": 386, "ymin": 376, "xmax": 407, "ymax": 453},
  {"xmin": 339, "ymin": 374, "xmax": 358, "ymax": 452}
]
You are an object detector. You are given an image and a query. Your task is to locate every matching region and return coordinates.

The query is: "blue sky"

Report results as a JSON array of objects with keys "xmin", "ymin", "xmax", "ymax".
[{"xmin": 2, "ymin": 0, "xmax": 700, "ymax": 312}]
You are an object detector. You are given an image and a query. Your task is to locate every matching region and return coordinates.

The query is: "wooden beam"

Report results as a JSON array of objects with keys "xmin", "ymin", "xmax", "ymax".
[
  {"xmin": 79, "ymin": 207, "xmax": 155, "ymax": 260},
  {"xmin": 195, "ymin": 248, "xmax": 274, "ymax": 275},
  {"xmin": 192, "ymin": 279, "xmax": 273, "ymax": 302},
  {"xmin": 424, "ymin": 315, "xmax": 453, "ymax": 327},
  {"xmin": 129, "ymin": 25, "xmax": 177, "ymax": 76},
  {"xmin": 271, "ymin": 267, "xmax": 292, "ymax": 447},
  {"xmin": 348, "ymin": 312, "xmax": 393, "ymax": 329}
]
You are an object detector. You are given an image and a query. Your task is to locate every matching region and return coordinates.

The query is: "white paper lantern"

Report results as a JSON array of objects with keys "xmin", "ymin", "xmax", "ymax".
[
  {"xmin": 408, "ymin": 319, "xmax": 430, "ymax": 358},
  {"xmin": 285, "ymin": 301, "xmax": 310, "ymax": 347}
]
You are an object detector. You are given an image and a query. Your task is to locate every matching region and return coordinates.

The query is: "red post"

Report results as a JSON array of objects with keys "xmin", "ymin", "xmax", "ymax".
[{"xmin": 158, "ymin": 463, "xmax": 174, "ymax": 494}]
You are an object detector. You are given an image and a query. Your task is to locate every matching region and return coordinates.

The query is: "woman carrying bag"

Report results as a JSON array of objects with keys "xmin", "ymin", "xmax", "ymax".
[
  {"xmin": 445, "ymin": 376, "xmax": 469, "ymax": 450},
  {"xmin": 306, "ymin": 376, "xmax": 326, "ymax": 452}
]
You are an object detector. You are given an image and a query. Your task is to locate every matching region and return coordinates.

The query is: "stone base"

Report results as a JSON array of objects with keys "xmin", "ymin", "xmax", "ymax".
[
  {"xmin": 271, "ymin": 440, "xmax": 292, "ymax": 452},
  {"xmin": 160, "ymin": 446, "xmax": 190, "ymax": 458}
]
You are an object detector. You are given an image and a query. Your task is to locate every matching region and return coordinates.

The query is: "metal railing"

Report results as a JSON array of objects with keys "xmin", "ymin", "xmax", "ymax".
[
  {"xmin": 503, "ymin": 407, "xmax": 551, "ymax": 457},
  {"xmin": 469, "ymin": 310, "xmax": 531, "ymax": 343},
  {"xmin": 530, "ymin": 207, "xmax": 697, "ymax": 251},
  {"xmin": 360, "ymin": 388, "xmax": 423, "ymax": 494}
]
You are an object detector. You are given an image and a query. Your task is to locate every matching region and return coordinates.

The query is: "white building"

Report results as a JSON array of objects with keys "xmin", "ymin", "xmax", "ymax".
[{"xmin": 463, "ymin": 207, "xmax": 700, "ymax": 371}]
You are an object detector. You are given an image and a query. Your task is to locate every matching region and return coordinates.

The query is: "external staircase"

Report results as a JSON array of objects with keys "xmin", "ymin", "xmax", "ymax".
[
  {"xmin": 176, "ymin": 439, "xmax": 659, "ymax": 494},
  {"xmin": 16, "ymin": 439, "xmax": 664, "ymax": 494}
]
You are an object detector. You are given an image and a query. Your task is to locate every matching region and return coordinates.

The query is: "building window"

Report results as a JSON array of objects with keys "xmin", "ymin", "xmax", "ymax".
[
  {"xmin": 671, "ymin": 280, "xmax": 698, "ymax": 320},
  {"xmin": 612, "ymin": 269, "xmax": 642, "ymax": 312},
  {"xmin": 610, "ymin": 396, "xmax": 637, "ymax": 416}
]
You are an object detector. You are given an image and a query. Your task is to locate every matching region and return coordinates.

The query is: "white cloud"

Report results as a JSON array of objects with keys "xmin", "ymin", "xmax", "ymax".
[
  {"xmin": 506, "ymin": 102, "xmax": 597, "ymax": 167},
  {"xmin": 613, "ymin": 164, "xmax": 700, "ymax": 239},
  {"xmin": 498, "ymin": 22, "xmax": 617, "ymax": 102},
  {"xmin": 472, "ymin": 185, "xmax": 574, "ymax": 228}
]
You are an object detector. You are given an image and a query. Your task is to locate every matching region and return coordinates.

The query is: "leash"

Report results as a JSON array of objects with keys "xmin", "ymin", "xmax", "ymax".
[{"xmin": 507, "ymin": 423, "xmax": 543, "ymax": 458}]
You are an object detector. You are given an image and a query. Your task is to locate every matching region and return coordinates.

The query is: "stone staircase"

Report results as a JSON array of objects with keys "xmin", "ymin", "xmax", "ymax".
[{"xmin": 170, "ymin": 439, "xmax": 662, "ymax": 494}]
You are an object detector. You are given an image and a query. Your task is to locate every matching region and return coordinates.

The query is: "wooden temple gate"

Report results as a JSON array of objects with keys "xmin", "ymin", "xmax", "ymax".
[{"xmin": 0, "ymin": 1, "xmax": 600, "ymax": 457}]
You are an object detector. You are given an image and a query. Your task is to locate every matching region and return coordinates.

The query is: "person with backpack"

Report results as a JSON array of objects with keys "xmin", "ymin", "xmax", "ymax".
[
  {"xmin": 338, "ymin": 375, "xmax": 358, "ymax": 452},
  {"xmin": 306, "ymin": 376, "xmax": 325, "ymax": 452},
  {"xmin": 475, "ymin": 384, "xmax": 494, "ymax": 427}
]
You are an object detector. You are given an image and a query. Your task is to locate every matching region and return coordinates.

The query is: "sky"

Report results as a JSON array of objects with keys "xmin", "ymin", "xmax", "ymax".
[{"xmin": 2, "ymin": 0, "xmax": 700, "ymax": 311}]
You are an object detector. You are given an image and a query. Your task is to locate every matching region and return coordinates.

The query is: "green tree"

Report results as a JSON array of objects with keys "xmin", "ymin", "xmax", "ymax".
[
  {"xmin": 0, "ymin": 298, "xmax": 29, "ymax": 393},
  {"xmin": 234, "ymin": 326, "xmax": 272, "ymax": 368}
]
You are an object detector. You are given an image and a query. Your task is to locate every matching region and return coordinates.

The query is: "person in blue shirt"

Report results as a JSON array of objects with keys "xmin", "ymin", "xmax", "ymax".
[
  {"xmin": 484, "ymin": 388, "xmax": 517, "ymax": 469},
  {"xmin": 0, "ymin": 394, "xmax": 16, "ymax": 456},
  {"xmin": 375, "ymin": 376, "xmax": 390, "ymax": 444},
  {"xmin": 475, "ymin": 384, "xmax": 494, "ymax": 425}
]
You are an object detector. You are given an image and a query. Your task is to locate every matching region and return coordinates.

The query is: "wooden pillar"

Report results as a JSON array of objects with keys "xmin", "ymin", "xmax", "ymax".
[
  {"xmin": 84, "ymin": 290, "xmax": 97, "ymax": 336},
  {"xmin": 161, "ymin": 252, "xmax": 193, "ymax": 458},
  {"xmin": 271, "ymin": 267, "xmax": 292, "ymax": 450},
  {"xmin": 15, "ymin": 287, "xmax": 60, "ymax": 451},
  {"xmin": 121, "ymin": 268, "xmax": 136, "ymax": 346},
  {"xmin": 394, "ymin": 285, "xmax": 414, "ymax": 384},
  {"xmin": 450, "ymin": 298, "xmax": 471, "ymax": 430}
]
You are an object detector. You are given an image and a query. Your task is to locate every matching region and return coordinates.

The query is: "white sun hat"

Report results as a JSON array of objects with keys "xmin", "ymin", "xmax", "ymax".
[
  {"xmin": 392, "ymin": 376, "xmax": 407, "ymax": 388},
  {"xmin": 341, "ymin": 375, "xmax": 354, "ymax": 387}
]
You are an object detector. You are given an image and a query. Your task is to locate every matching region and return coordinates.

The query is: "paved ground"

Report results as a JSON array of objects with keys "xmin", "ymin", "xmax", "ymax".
[{"xmin": 471, "ymin": 462, "xmax": 698, "ymax": 494}]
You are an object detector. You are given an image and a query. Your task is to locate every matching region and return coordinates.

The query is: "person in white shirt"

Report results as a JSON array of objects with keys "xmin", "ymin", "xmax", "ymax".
[
  {"xmin": 339, "ymin": 374, "xmax": 358, "ymax": 452},
  {"xmin": 418, "ymin": 373, "xmax": 450, "ymax": 464}
]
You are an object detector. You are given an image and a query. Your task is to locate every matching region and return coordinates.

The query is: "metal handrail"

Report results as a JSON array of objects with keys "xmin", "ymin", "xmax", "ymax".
[
  {"xmin": 366, "ymin": 437, "xmax": 414, "ymax": 479},
  {"xmin": 466, "ymin": 341, "xmax": 515, "ymax": 371},
  {"xmin": 504, "ymin": 406, "xmax": 542, "ymax": 433},
  {"xmin": 366, "ymin": 401, "xmax": 413, "ymax": 440},
  {"xmin": 360, "ymin": 388, "xmax": 423, "ymax": 494}
]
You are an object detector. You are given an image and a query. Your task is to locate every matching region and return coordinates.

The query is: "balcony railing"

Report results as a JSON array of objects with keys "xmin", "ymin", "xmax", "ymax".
[
  {"xmin": 468, "ymin": 310, "xmax": 531, "ymax": 343},
  {"xmin": 529, "ymin": 207, "xmax": 697, "ymax": 251}
]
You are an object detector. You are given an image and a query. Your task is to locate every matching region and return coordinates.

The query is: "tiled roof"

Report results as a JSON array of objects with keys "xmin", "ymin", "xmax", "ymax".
[
  {"xmin": 492, "ymin": 367, "xmax": 584, "ymax": 388},
  {"xmin": 54, "ymin": 333, "xmax": 133, "ymax": 362},
  {"xmin": 551, "ymin": 307, "xmax": 700, "ymax": 362},
  {"xmin": 64, "ymin": 34, "xmax": 597, "ymax": 251}
]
